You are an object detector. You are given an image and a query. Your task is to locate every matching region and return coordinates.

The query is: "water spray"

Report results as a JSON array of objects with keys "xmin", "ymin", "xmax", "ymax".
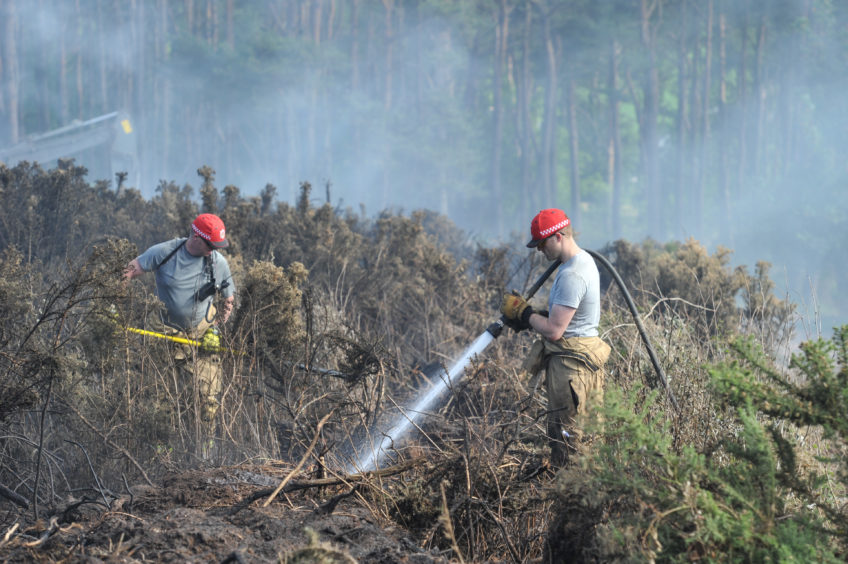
[
  {"xmin": 344, "ymin": 250, "xmax": 679, "ymax": 473},
  {"xmin": 346, "ymin": 259, "xmax": 562, "ymax": 473}
]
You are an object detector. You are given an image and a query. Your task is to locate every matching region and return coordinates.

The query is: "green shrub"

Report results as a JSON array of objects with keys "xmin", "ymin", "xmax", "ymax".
[
  {"xmin": 711, "ymin": 326, "xmax": 848, "ymax": 541},
  {"xmin": 547, "ymin": 387, "xmax": 841, "ymax": 562},
  {"xmin": 547, "ymin": 324, "xmax": 848, "ymax": 562}
]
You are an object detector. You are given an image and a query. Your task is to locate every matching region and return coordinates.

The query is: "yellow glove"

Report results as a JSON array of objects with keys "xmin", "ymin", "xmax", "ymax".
[
  {"xmin": 501, "ymin": 292, "xmax": 529, "ymax": 320},
  {"xmin": 200, "ymin": 327, "xmax": 221, "ymax": 352},
  {"xmin": 500, "ymin": 292, "xmax": 535, "ymax": 330}
]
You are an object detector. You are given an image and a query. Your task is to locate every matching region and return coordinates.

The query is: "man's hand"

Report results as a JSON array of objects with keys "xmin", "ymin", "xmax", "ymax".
[
  {"xmin": 502, "ymin": 316, "xmax": 529, "ymax": 333},
  {"xmin": 124, "ymin": 258, "xmax": 144, "ymax": 282},
  {"xmin": 501, "ymin": 292, "xmax": 535, "ymax": 329},
  {"xmin": 217, "ymin": 296, "xmax": 235, "ymax": 325}
]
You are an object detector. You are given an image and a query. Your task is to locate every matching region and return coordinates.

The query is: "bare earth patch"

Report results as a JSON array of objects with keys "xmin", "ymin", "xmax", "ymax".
[{"xmin": 0, "ymin": 465, "xmax": 451, "ymax": 563}]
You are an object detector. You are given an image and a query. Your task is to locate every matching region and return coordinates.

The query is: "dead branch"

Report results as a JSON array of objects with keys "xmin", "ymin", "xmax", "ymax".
[
  {"xmin": 229, "ymin": 457, "xmax": 426, "ymax": 515},
  {"xmin": 23, "ymin": 517, "xmax": 59, "ymax": 548},
  {"xmin": 0, "ymin": 523, "xmax": 20, "ymax": 549},
  {"xmin": 439, "ymin": 480, "xmax": 465, "ymax": 564},
  {"xmin": 313, "ymin": 484, "xmax": 363, "ymax": 516},
  {"xmin": 263, "ymin": 411, "xmax": 333, "ymax": 507},
  {"xmin": 0, "ymin": 483, "xmax": 29, "ymax": 508}
]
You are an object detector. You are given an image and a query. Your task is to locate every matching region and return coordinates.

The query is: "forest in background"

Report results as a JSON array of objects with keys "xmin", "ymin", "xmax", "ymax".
[{"xmin": 1, "ymin": 1, "xmax": 847, "ymax": 318}]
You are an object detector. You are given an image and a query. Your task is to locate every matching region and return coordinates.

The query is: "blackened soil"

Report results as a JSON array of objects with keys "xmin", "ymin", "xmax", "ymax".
[{"xmin": 0, "ymin": 465, "xmax": 451, "ymax": 563}]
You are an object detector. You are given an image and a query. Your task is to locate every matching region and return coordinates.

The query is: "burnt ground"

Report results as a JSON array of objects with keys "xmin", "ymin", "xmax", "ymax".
[{"xmin": 0, "ymin": 463, "xmax": 460, "ymax": 563}]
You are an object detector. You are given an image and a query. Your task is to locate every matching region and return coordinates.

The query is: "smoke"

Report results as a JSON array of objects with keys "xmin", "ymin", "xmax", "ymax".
[{"xmin": 3, "ymin": 1, "xmax": 846, "ymax": 334}]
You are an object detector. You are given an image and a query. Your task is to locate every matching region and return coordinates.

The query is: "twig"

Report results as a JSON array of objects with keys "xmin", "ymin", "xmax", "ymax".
[
  {"xmin": 0, "ymin": 483, "xmax": 29, "ymax": 508},
  {"xmin": 313, "ymin": 484, "xmax": 363, "ymax": 516},
  {"xmin": 122, "ymin": 473, "xmax": 134, "ymax": 512},
  {"xmin": 439, "ymin": 481, "xmax": 465, "ymax": 564},
  {"xmin": 65, "ymin": 440, "xmax": 111, "ymax": 507},
  {"xmin": 23, "ymin": 516, "xmax": 59, "ymax": 548},
  {"xmin": 62, "ymin": 400, "xmax": 154, "ymax": 487},
  {"xmin": 230, "ymin": 457, "xmax": 425, "ymax": 515},
  {"xmin": 0, "ymin": 523, "xmax": 20, "ymax": 548},
  {"xmin": 263, "ymin": 412, "xmax": 333, "ymax": 507},
  {"xmin": 480, "ymin": 501, "xmax": 521, "ymax": 563},
  {"xmin": 32, "ymin": 370, "xmax": 54, "ymax": 520}
]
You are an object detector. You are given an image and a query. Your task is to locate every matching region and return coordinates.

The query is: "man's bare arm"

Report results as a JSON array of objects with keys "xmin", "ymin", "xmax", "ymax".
[
  {"xmin": 530, "ymin": 303, "xmax": 576, "ymax": 341},
  {"xmin": 124, "ymin": 258, "xmax": 145, "ymax": 282}
]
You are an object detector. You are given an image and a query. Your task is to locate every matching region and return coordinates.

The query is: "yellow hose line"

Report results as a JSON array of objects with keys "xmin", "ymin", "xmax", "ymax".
[
  {"xmin": 125, "ymin": 326, "xmax": 245, "ymax": 355},
  {"xmin": 126, "ymin": 326, "xmax": 202, "ymax": 346}
]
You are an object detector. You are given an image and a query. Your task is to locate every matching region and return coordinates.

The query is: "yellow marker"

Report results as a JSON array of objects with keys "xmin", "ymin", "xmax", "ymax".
[{"xmin": 121, "ymin": 119, "xmax": 133, "ymax": 134}]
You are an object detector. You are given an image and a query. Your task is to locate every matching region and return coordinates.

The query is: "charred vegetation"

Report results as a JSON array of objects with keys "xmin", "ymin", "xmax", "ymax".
[{"xmin": 0, "ymin": 163, "xmax": 843, "ymax": 562}]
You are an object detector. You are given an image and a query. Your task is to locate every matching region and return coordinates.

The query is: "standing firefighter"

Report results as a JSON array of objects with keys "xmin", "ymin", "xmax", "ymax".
[
  {"xmin": 124, "ymin": 213, "xmax": 236, "ymax": 426},
  {"xmin": 501, "ymin": 208, "xmax": 610, "ymax": 467}
]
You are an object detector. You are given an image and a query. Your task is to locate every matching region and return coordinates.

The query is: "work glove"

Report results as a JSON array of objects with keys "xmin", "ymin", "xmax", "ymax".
[
  {"xmin": 502, "ymin": 316, "xmax": 528, "ymax": 333},
  {"xmin": 200, "ymin": 327, "xmax": 221, "ymax": 352},
  {"xmin": 500, "ymin": 291, "xmax": 535, "ymax": 331}
]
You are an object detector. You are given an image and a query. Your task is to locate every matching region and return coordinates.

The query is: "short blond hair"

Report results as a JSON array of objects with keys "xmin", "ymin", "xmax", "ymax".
[{"xmin": 558, "ymin": 224, "xmax": 574, "ymax": 239}]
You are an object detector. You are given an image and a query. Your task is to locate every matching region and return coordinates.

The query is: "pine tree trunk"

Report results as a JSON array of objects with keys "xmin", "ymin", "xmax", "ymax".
[
  {"xmin": 519, "ymin": 3, "xmax": 532, "ymax": 219},
  {"xmin": 351, "ymin": 0, "xmax": 361, "ymax": 90},
  {"xmin": 675, "ymin": 1, "xmax": 687, "ymax": 241},
  {"xmin": 38, "ymin": 0, "xmax": 51, "ymax": 130},
  {"xmin": 608, "ymin": 38, "xmax": 622, "ymax": 239},
  {"xmin": 314, "ymin": 0, "xmax": 324, "ymax": 45},
  {"xmin": 2, "ymin": 0, "xmax": 20, "ymax": 143},
  {"xmin": 186, "ymin": 0, "xmax": 194, "ymax": 35},
  {"xmin": 639, "ymin": 0, "xmax": 660, "ymax": 236},
  {"xmin": 752, "ymin": 14, "xmax": 767, "ymax": 178},
  {"xmin": 695, "ymin": 0, "xmax": 714, "ymax": 237},
  {"xmin": 381, "ymin": 0, "xmax": 394, "ymax": 207},
  {"xmin": 382, "ymin": 0, "xmax": 394, "ymax": 110},
  {"xmin": 718, "ymin": 6, "xmax": 732, "ymax": 245},
  {"xmin": 75, "ymin": 0, "xmax": 84, "ymax": 120},
  {"xmin": 736, "ymin": 0, "xmax": 749, "ymax": 200},
  {"xmin": 490, "ymin": 0, "xmax": 510, "ymax": 236},
  {"xmin": 566, "ymin": 76, "xmax": 581, "ymax": 227},
  {"xmin": 541, "ymin": 8, "xmax": 558, "ymax": 211},
  {"xmin": 60, "ymin": 7, "xmax": 70, "ymax": 125},
  {"xmin": 97, "ymin": 0, "xmax": 108, "ymax": 115}
]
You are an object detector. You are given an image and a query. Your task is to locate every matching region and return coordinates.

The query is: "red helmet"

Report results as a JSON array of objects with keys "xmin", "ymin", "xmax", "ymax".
[
  {"xmin": 527, "ymin": 209, "xmax": 570, "ymax": 248},
  {"xmin": 191, "ymin": 214, "xmax": 228, "ymax": 248}
]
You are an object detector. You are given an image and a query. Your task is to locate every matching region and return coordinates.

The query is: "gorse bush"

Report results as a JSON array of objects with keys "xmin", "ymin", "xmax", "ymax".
[
  {"xmin": 600, "ymin": 238, "xmax": 794, "ymax": 346},
  {"xmin": 0, "ymin": 161, "xmax": 841, "ymax": 562},
  {"xmin": 712, "ymin": 327, "xmax": 848, "ymax": 541},
  {"xmin": 546, "ymin": 327, "xmax": 848, "ymax": 562}
]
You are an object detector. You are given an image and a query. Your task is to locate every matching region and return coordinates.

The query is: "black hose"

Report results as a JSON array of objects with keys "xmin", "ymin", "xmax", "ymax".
[
  {"xmin": 585, "ymin": 249, "xmax": 680, "ymax": 410},
  {"xmin": 492, "ymin": 251, "xmax": 679, "ymax": 410}
]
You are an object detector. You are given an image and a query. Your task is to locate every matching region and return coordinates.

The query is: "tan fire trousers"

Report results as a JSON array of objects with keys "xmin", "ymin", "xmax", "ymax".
[
  {"xmin": 522, "ymin": 336, "xmax": 611, "ymax": 466},
  {"xmin": 160, "ymin": 305, "xmax": 222, "ymax": 423}
]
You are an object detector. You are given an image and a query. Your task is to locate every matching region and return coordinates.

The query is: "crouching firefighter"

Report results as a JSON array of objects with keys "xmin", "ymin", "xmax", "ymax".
[
  {"xmin": 501, "ymin": 208, "xmax": 610, "ymax": 468},
  {"xmin": 124, "ymin": 213, "xmax": 236, "ymax": 425}
]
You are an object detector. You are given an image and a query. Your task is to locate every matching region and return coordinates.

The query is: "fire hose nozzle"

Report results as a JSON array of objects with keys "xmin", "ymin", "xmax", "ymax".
[{"xmin": 486, "ymin": 318, "xmax": 505, "ymax": 337}]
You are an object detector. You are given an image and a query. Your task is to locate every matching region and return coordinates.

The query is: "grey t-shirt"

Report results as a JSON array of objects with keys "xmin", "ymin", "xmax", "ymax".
[
  {"xmin": 137, "ymin": 238, "xmax": 235, "ymax": 331},
  {"xmin": 547, "ymin": 250, "xmax": 601, "ymax": 338}
]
